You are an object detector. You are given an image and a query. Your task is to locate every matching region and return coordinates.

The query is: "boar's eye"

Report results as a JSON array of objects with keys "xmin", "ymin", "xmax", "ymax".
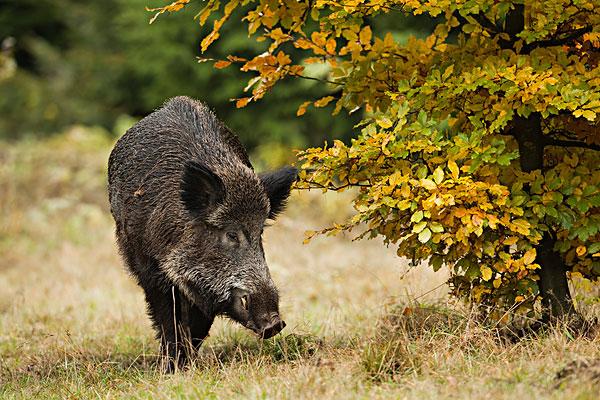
[{"xmin": 224, "ymin": 231, "xmax": 240, "ymax": 246}]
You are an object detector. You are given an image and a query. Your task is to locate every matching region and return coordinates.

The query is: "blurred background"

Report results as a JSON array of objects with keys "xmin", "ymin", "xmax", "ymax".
[
  {"xmin": 1, "ymin": 0, "xmax": 356, "ymax": 158},
  {"xmin": 0, "ymin": 0, "xmax": 434, "ymax": 164}
]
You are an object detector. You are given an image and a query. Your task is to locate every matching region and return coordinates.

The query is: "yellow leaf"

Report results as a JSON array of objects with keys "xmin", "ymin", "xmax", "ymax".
[
  {"xmin": 401, "ymin": 184, "xmax": 411, "ymax": 198},
  {"xmin": 522, "ymin": 248, "xmax": 536, "ymax": 265},
  {"xmin": 574, "ymin": 62, "xmax": 586, "ymax": 74},
  {"xmin": 376, "ymin": 116, "xmax": 393, "ymax": 129},
  {"xmin": 148, "ymin": 0, "xmax": 191, "ymax": 23},
  {"xmin": 311, "ymin": 31, "xmax": 327, "ymax": 47},
  {"xmin": 235, "ymin": 97, "xmax": 251, "ymax": 108},
  {"xmin": 503, "ymin": 236, "xmax": 518, "ymax": 246},
  {"xmin": 442, "ymin": 64, "xmax": 454, "ymax": 80},
  {"xmin": 448, "ymin": 160, "xmax": 459, "ymax": 180},
  {"xmin": 422, "ymin": 194, "xmax": 437, "ymax": 210},
  {"xmin": 511, "ymin": 219, "xmax": 530, "ymax": 235},
  {"xmin": 359, "ymin": 26, "xmax": 372, "ymax": 44},
  {"xmin": 576, "ymin": 245, "xmax": 587, "ymax": 256},
  {"xmin": 326, "ymin": 38, "xmax": 336, "ymax": 54},
  {"xmin": 487, "ymin": 214, "xmax": 499, "ymax": 229},
  {"xmin": 433, "ymin": 167, "xmax": 444, "ymax": 185},
  {"xmin": 201, "ymin": 30, "xmax": 220, "ymax": 52},
  {"xmin": 420, "ymin": 178, "xmax": 437, "ymax": 191},
  {"xmin": 214, "ymin": 60, "xmax": 232, "ymax": 69},
  {"xmin": 314, "ymin": 96, "xmax": 335, "ymax": 108},
  {"xmin": 388, "ymin": 171, "xmax": 403, "ymax": 187},
  {"xmin": 481, "ymin": 266, "xmax": 493, "ymax": 281},
  {"xmin": 297, "ymin": 101, "xmax": 311, "ymax": 116},
  {"xmin": 570, "ymin": 271, "xmax": 584, "ymax": 279},
  {"xmin": 493, "ymin": 278, "xmax": 501, "ymax": 288},
  {"xmin": 454, "ymin": 207, "xmax": 467, "ymax": 218},
  {"xmin": 581, "ymin": 110, "xmax": 596, "ymax": 121}
]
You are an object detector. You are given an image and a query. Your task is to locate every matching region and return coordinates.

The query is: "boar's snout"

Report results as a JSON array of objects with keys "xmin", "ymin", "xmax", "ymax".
[
  {"xmin": 227, "ymin": 288, "xmax": 286, "ymax": 338},
  {"xmin": 260, "ymin": 315, "xmax": 286, "ymax": 339}
]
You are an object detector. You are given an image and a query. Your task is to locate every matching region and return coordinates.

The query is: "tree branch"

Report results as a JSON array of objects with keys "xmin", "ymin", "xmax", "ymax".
[
  {"xmin": 495, "ymin": 4, "xmax": 591, "ymax": 54},
  {"xmin": 288, "ymin": 71, "xmax": 343, "ymax": 86},
  {"xmin": 547, "ymin": 128, "xmax": 581, "ymax": 140},
  {"xmin": 546, "ymin": 138, "xmax": 600, "ymax": 151},
  {"xmin": 522, "ymin": 26, "xmax": 592, "ymax": 53}
]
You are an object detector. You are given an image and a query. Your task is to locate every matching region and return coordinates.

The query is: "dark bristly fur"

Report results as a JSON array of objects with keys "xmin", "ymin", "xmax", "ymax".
[
  {"xmin": 107, "ymin": 96, "xmax": 296, "ymax": 371},
  {"xmin": 259, "ymin": 166, "xmax": 298, "ymax": 219}
]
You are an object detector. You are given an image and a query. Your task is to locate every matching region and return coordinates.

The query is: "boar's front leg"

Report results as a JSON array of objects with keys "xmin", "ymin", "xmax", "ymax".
[
  {"xmin": 143, "ymin": 284, "xmax": 190, "ymax": 372},
  {"xmin": 143, "ymin": 283, "xmax": 213, "ymax": 372},
  {"xmin": 178, "ymin": 294, "xmax": 214, "ymax": 352}
]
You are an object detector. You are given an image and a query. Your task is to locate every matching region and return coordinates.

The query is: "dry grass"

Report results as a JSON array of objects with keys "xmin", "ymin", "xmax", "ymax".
[{"xmin": 1, "ymin": 129, "xmax": 599, "ymax": 399}]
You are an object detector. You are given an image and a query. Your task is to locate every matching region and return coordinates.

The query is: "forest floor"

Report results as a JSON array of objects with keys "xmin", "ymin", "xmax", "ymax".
[{"xmin": 1, "ymin": 129, "xmax": 599, "ymax": 399}]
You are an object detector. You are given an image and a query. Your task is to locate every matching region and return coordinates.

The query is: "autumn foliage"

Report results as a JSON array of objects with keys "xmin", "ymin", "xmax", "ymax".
[{"xmin": 152, "ymin": 1, "xmax": 600, "ymax": 319}]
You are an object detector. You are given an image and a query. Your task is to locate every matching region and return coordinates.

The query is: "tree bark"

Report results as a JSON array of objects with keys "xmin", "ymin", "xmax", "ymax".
[
  {"xmin": 536, "ymin": 233, "xmax": 575, "ymax": 319},
  {"xmin": 512, "ymin": 114, "xmax": 576, "ymax": 320},
  {"xmin": 500, "ymin": 5, "xmax": 576, "ymax": 321}
]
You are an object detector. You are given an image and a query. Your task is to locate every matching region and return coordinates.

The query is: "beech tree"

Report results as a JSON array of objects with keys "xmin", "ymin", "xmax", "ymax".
[{"xmin": 152, "ymin": 0, "xmax": 600, "ymax": 321}]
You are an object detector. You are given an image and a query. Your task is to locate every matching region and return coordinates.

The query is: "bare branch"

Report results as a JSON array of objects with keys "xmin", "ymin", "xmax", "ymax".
[
  {"xmin": 288, "ymin": 71, "xmax": 343, "ymax": 86},
  {"xmin": 546, "ymin": 138, "xmax": 600, "ymax": 151}
]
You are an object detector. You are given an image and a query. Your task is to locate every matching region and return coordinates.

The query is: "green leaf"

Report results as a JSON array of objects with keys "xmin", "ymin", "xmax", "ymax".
[
  {"xmin": 576, "ymin": 200, "xmax": 590, "ymax": 213},
  {"xmin": 413, "ymin": 221, "xmax": 427, "ymax": 233},
  {"xmin": 376, "ymin": 116, "xmax": 393, "ymax": 129},
  {"xmin": 431, "ymin": 255, "xmax": 444, "ymax": 272},
  {"xmin": 397, "ymin": 80, "xmax": 410, "ymax": 93},
  {"xmin": 416, "ymin": 165, "xmax": 429, "ymax": 179},
  {"xmin": 411, "ymin": 210, "xmax": 424, "ymax": 223},
  {"xmin": 418, "ymin": 227, "xmax": 432, "ymax": 243},
  {"xmin": 497, "ymin": 153, "xmax": 513, "ymax": 166},
  {"xmin": 433, "ymin": 167, "xmax": 444, "ymax": 185},
  {"xmin": 588, "ymin": 242, "xmax": 600, "ymax": 254},
  {"xmin": 418, "ymin": 110, "xmax": 427, "ymax": 125},
  {"xmin": 430, "ymin": 222, "xmax": 444, "ymax": 233},
  {"xmin": 462, "ymin": 23, "xmax": 476, "ymax": 34}
]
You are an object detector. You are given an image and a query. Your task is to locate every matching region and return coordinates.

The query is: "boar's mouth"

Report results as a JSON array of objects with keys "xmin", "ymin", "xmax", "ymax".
[
  {"xmin": 244, "ymin": 318, "xmax": 286, "ymax": 339},
  {"xmin": 259, "ymin": 318, "xmax": 286, "ymax": 339}
]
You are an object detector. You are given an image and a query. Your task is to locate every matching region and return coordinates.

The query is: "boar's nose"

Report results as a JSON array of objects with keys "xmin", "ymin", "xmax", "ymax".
[{"xmin": 260, "ymin": 315, "xmax": 286, "ymax": 339}]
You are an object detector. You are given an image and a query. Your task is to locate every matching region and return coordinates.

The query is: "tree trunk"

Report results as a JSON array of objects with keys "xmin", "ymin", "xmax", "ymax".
[
  {"xmin": 512, "ymin": 114, "xmax": 576, "ymax": 320},
  {"xmin": 537, "ymin": 233, "xmax": 575, "ymax": 319}
]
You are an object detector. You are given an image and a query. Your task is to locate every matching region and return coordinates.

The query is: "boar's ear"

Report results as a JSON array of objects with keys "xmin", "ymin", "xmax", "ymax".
[
  {"xmin": 259, "ymin": 166, "xmax": 297, "ymax": 219},
  {"xmin": 181, "ymin": 161, "xmax": 225, "ymax": 218}
]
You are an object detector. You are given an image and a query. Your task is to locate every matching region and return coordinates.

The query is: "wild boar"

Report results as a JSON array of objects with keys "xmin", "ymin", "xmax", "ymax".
[{"xmin": 107, "ymin": 96, "xmax": 296, "ymax": 370}]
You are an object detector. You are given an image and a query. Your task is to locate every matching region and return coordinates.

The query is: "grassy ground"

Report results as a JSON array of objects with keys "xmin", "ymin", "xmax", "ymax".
[{"xmin": 1, "ymin": 130, "xmax": 599, "ymax": 399}]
